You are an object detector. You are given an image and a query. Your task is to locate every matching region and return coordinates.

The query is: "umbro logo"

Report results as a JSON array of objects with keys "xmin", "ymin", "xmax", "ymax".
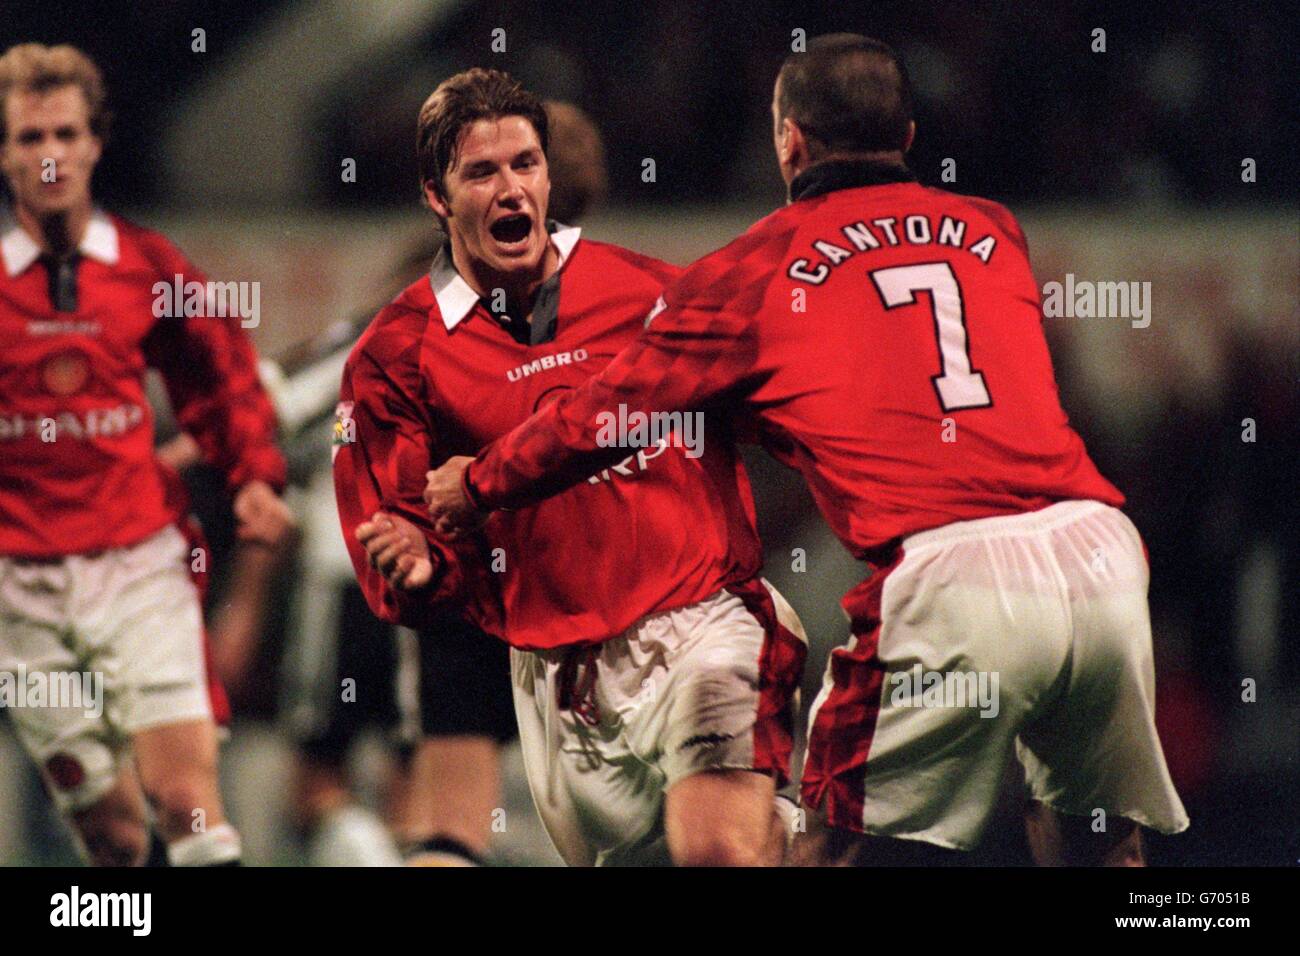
[{"xmin": 505, "ymin": 348, "xmax": 590, "ymax": 382}]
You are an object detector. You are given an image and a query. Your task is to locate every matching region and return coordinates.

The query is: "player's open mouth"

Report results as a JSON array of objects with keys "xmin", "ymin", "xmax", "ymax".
[{"xmin": 489, "ymin": 213, "xmax": 533, "ymax": 248}]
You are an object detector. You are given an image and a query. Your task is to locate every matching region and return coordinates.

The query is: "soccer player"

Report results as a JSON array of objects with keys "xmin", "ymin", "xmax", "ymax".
[
  {"xmin": 398, "ymin": 100, "xmax": 609, "ymax": 867},
  {"xmin": 0, "ymin": 43, "xmax": 293, "ymax": 865},
  {"xmin": 335, "ymin": 68, "xmax": 806, "ymax": 866},
  {"xmin": 425, "ymin": 36, "xmax": 1189, "ymax": 866}
]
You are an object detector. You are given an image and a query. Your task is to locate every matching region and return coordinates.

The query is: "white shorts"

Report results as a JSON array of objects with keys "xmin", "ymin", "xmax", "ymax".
[
  {"xmin": 0, "ymin": 525, "xmax": 214, "ymax": 812},
  {"xmin": 511, "ymin": 578, "xmax": 807, "ymax": 866},
  {"xmin": 801, "ymin": 500, "xmax": 1189, "ymax": 850}
]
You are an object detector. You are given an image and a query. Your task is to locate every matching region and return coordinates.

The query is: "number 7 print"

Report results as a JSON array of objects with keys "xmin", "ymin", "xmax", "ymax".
[{"xmin": 869, "ymin": 262, "xmax": 992, "ymax": 412}]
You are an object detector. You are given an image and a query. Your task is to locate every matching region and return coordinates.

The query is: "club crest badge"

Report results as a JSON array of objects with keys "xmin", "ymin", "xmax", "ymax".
[
  {"xmin": 331, "ymin": 401, "xmax": 355, "ymax": 460},
  {"xmin": 42, "ymin": 350, "xmax": 90, "ymax": 396}
]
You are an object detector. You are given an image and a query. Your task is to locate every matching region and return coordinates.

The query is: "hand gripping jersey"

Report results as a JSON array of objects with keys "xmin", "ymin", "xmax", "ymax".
[
  {"xmin": 467, "ymin": 162, "xmax": 1123, "ymax": 616},
  {"xmin": 333, "ymin": 227, "xmax": 763, "ymax": 650},
  {"xmin": 0, "ymin": 209, "xmax": 285, "ymax": 557}
]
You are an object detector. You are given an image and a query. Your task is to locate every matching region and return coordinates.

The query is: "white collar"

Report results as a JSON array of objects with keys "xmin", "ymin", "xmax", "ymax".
[
  {"xmin": 432, "ymin": 223, "xmax": 582, "ymax": 331},
  {"xmin": 1, "ymin": 207, "xmax": 120, "ymax": 277}
]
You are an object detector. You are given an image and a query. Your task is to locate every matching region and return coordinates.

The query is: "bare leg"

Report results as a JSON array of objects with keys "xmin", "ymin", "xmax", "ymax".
[
  {"xmin": 69, "ymin": 767, "xmax": 150, "ymax": 866},
  {"xmin": 134, "ymin": 718, "xmax": 237, "ymax": 864},
  {"xmin": 1025, "ymin": 800, "xmax": 1145, "ymax": 866},
  {"xmin": 791, "ymin": 806, "xmax": 963, "ymax": 866},
  {"xmin": 398, "ymin": 735, "xmax": 500, "ymax": 859},
  {"xmin": 665, "ymin": 769, "xmax": 781, "ymax": 867}
]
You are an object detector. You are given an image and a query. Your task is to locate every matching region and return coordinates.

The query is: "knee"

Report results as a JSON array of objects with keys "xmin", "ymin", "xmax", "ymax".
[{"xmin": 672, "ymin": 826, "xmax": 768, "ymax": 867}]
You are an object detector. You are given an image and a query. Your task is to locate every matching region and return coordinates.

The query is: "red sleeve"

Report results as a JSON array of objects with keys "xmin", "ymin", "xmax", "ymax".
[
  {"xmin": 332, "ymin": 316, "xmax": 474, "ymax": 627},
  {"xmin": 468, "ymin": 223, "xmax": 790, "ymax": 509},
  {"xmin": 139, "ymin": 236, "xmax": 287, "ymax": 493}
]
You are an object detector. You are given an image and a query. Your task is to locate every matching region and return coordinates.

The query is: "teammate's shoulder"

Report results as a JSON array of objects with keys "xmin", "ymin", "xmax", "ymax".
[
  {"xmin": 108, "ymin": 213, "xmax": 193, "ymax": 273},
  {"xmin": 572, "ymin": 236, "xmax": 684, "ymax": 285},
  {"xmin": 347, "ymin": 278, "xmax": 435, "ymax": 373},
  {"xmin": 918, "ymin": 185, "xmax": 1028, "ymax": 246},
  {"xmin": 666, "ymin": 206, "xmax": 804, "ymax": 305}
]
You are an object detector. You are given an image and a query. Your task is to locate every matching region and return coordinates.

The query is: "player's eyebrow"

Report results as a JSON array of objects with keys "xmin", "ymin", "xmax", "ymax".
[{"xmin": 460, "ymin": 158, "xmax": 498, "ymax": 177}]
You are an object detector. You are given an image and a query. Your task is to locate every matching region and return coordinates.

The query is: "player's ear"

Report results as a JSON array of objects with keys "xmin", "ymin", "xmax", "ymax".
[
  {"xmin": 903, "ymin": 121, "xmax": 916, "ymax": 153},
  {"xmin": 423, "ymin": 180, "xmax": 450, "ymax": 219},
  {"xmin": 778, "ymin": 117, "xmax": 798, "ymax": 164},
  {"xmin": 784, "ymin": 118, "xmax": 811, "ymax": 169}
]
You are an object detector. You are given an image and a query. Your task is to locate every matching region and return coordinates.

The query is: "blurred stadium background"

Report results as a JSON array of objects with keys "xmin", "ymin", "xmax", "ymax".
[{"xmin": 1, "ymin": 0, "xmax": 1295, "ymax": 865}]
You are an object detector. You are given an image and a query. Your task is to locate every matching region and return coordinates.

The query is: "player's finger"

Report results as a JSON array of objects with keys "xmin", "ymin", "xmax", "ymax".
[
  {"xmin": 422, "ymin": 472, "xmax": 441, "ymax": 505},
  {"xmin": 235, "ymin": 520, "xmax": 273, "ymax": 547},
  {"xmin": 356, "ymin": 515, "xmax": 394, "ymax": 544},
  {"xmin": 374, "ymin": 539, "xmax": 412, "ymax": 572},
  {"xmin": 393, "ymin": 552, "xmax": 418, "ymax": 588},
  {"xmin": 365, "ymin": 530, "xmax": 405, "ymax": 560},
  {"xmin": 402, "ymin": 557, "xmax": 433, "ymax": 590}
]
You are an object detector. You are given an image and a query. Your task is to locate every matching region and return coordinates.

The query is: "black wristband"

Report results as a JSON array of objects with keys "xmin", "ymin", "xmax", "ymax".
[{"xmin": 461, "ymin": 461, "xmax": 487, "ymax": 512}]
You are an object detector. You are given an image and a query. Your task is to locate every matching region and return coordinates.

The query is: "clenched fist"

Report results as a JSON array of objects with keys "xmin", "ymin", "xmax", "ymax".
[
  {"xmin": 423, "ymin": 456, "xmax": 483, "ymax": 539},
  {"xmin": 233, "ymin": 480, "xmax": 296, "ymax": 548},
  {"xmin": 355, "ymin": 511, "xmax": 435, "ymax": 590}
]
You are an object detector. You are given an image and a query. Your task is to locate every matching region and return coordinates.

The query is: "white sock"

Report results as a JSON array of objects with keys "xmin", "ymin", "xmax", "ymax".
[
  {"xmin": 307, "ymin": 805, "xmax": 402, "ymax": 867},
  {"xmin": 774, "ymin": 795, "xmax": 801, "ymax": 859},
  {"xmin": 167, "ymin": 823, "xmax": 242, "ymax": 866}
]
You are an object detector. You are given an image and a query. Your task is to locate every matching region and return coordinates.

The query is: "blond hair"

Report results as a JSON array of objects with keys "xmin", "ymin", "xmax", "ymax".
[{"xmin": 0, "ymin": 43, "xmax": 109, "ymax": 143}]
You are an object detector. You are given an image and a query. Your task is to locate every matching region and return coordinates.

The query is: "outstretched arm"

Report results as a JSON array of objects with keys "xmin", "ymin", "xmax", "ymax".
[{"xmin": 426, "ymin": 241, "xmax": 777, "ymax": 528}]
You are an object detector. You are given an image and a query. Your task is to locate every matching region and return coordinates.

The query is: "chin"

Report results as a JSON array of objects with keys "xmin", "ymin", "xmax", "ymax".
[{"xmin": 493, "ymin": 240, "xmax": 544, "ymax": 271}]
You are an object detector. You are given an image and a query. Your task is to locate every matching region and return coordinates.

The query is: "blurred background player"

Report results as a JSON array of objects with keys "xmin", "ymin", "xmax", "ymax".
[{"xmin": 0, "ymin": 43, "xmax": 293, "ymax": 866}]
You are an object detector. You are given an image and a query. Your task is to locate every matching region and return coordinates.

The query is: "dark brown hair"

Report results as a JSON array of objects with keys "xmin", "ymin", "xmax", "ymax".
[
  {"xmin": 417, "ymin": 68, "xmax": 549, "ymax": 204},
  {"xmin": 777, "ymin": 34, "xmax": 912, "ymax": 158}
]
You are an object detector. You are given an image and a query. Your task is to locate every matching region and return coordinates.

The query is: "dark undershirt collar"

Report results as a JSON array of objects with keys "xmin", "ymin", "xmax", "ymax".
[{"xmin": 789, "ymin": 158, "xmax": 917, "ymax": 203}]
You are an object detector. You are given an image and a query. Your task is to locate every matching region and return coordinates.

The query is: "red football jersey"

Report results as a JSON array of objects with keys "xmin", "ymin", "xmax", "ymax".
[
  {"xmin": 333, "ymin": 228, "xmax": 763, "ymax": 650},
  {"xmin": 469, "ymin": 163, "xmax": 1123, "ymax": 580},
  {"xmin": 0, "ymin": 210, "xmax": 285, "ymax": 557}
]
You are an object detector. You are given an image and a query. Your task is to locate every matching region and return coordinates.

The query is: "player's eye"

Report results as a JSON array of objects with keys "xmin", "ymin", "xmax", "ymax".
[
  {"xmin": 16, "ymin": 130, "xmax": 42, "ymax": 145},
  {"xmin": 56, "ymin": 127, "xmax": 79, "ymax": 141}
]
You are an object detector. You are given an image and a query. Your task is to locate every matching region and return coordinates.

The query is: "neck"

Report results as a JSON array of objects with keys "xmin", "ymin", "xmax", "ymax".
[
  {"xmin": 14, "ymin": 201, "xmax": 92, "ymax": 256},
  {"xmin": 451, "ymin": 236, "xmax": 559, "ymax": 318}
]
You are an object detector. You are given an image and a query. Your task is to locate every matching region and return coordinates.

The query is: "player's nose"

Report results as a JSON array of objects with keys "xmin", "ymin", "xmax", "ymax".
[
  {"xmin": 496, "ymin": 169, "xmax": 527, "ymax": 204},
  {"xmin": 43, "ymin": 143, "xmax": 69, "ymax": 168}
]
